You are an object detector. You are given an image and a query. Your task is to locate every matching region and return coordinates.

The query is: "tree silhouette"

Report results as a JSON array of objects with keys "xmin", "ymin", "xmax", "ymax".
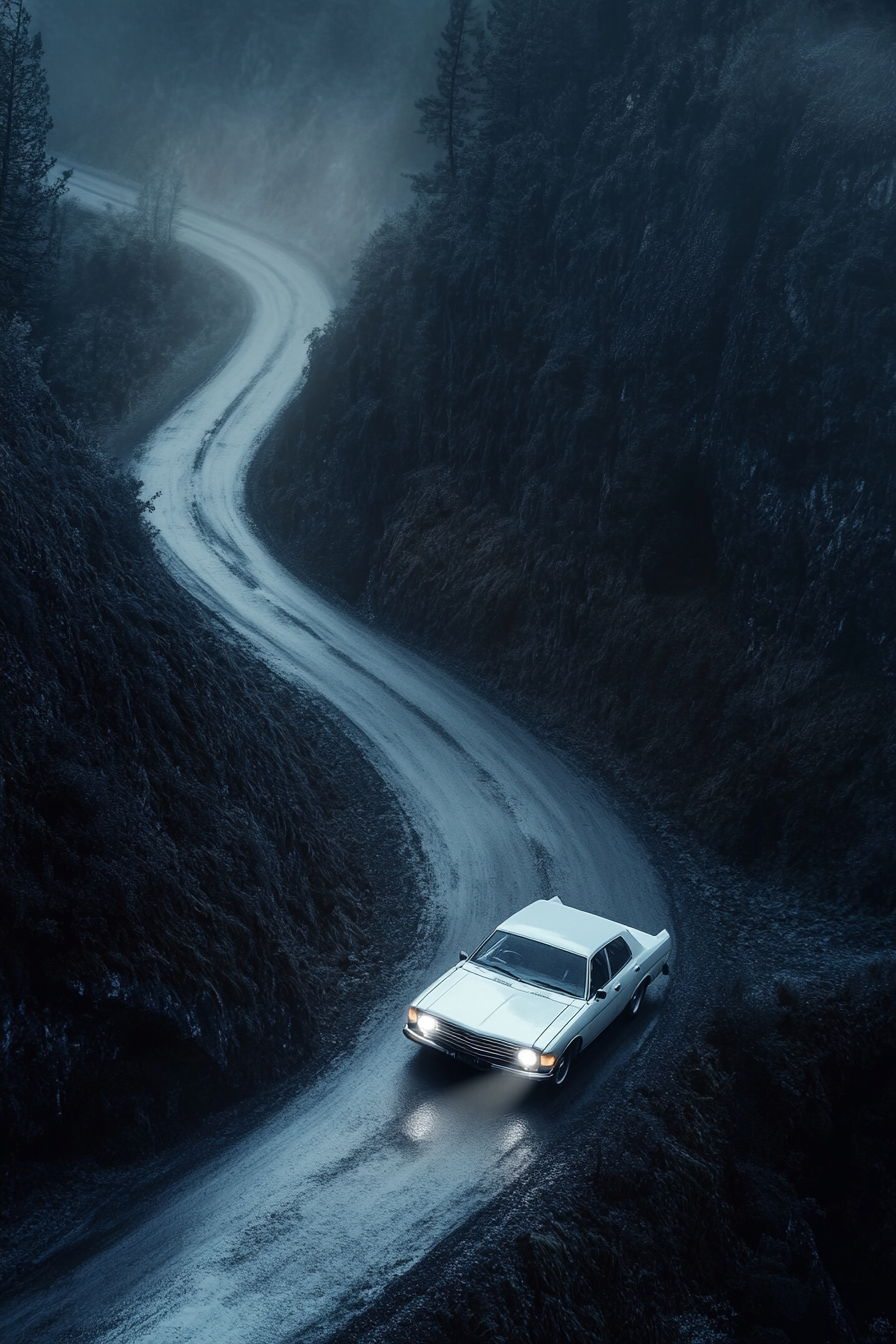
[
  {"xmin": 416, "ymin": 0, "xmax": 483, "ymax": 183},
  {"xmin": 0, "ymin": 0, "xmax": 69, "ymax": 311},
  {"xmin": 136, "ymin": 158, "xmax": 186, "ymax": 245}
]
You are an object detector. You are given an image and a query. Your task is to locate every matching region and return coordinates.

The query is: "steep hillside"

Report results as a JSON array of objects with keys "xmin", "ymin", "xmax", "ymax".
[
  {"xmin": 0, "ymin": 317, "xmax": 412, "ymax": 1168},
  {"xmin": 251, "ymin": 0, "xmax": 896, "ymax": 906}
]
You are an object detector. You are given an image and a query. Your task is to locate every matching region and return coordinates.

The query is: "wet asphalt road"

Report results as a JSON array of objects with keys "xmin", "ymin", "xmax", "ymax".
[{"xmin": 0, "ymin": 169, "xmax": 673, "ymax": 1343}]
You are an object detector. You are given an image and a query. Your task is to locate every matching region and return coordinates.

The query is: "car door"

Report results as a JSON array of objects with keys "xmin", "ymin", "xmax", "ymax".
[
  {"xmin": 580, "ymin": 948, "xmax": 614, "ymax": 1045},
  {"xmin": 603, "ymin": 935, "xmax": 638, "ymax": 1023}
]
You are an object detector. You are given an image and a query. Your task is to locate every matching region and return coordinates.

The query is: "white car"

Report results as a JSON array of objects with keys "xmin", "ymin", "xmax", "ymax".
[{"xmin": 403, "ymin": 897, "xmax": 671, "ymax": 1084}]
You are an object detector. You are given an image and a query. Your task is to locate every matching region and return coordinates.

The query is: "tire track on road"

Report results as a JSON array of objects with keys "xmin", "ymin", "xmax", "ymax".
[{"xmin": 0, "ymin": 167, "xmax": 672, "ymax": 1344}]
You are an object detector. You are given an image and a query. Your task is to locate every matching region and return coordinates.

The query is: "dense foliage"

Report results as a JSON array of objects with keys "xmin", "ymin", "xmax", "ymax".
[
  {"xmin": 252, "ymin": 0, "xmax": 896, "ymax": 906},
  {"xmin": 37, "ymin": 201, "xmax": 244, "ymax": 438},
  {"xmin": 0, "ymin": 0, "xmax": 422, "ymax": 1200},
  {"xmin": 356, "ymin": 958, "xmax": 896, "ymax": 1344},
  {"xmin": 0, "ymin": 317, "xmax": 401, "ymax": 1164}
]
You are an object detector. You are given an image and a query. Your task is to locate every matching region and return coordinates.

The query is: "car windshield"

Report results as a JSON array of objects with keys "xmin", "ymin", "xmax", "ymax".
[{"xmin": 472, "ymin": 931, "xmax": 587, "ymax": 997}]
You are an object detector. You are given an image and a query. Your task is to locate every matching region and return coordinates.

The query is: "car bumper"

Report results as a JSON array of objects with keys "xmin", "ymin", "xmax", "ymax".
[{"xmin": 403, "ymin": 1025, "xmax": 555, "ymax": 1080}]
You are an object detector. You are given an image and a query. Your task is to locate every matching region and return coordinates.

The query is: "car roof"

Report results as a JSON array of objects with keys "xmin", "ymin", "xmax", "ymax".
[{"xmin": 496, "ymin": 899, "xmax": 627, "ymax": 957}]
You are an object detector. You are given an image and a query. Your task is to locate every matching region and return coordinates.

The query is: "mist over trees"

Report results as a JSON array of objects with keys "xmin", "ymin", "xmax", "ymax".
[
  {"xmin": 0, "ymin": 0, "xmax": 67, "ymax": 311},
  {"xmin": 415, "ymin": 0, "xmax": 483, "ymax": 185},
  {"xmin": 252, "ymin": 0, "xmax": 896, "ymax": 907},
  {"xmin": 0, "ymin": 0, "xmax": 894, "ymax": 1336},
  {"xmin": 1, "ymin": 1, "xmax": 402, "ymax": 1170},
  {"xmin": 36, "ymin": 200, "xmax": 244, "ymax": 439},
  {"xmin": 30, "ymin": 0, "xmax": 446, "ymax": 283}
]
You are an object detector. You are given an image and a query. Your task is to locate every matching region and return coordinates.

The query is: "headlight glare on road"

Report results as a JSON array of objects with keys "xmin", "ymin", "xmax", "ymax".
[
  {"xmin": 407, "ymin": 1006, "xmax": 418, "ymax": 1024},
  {"xmin": 517, "ymin": 1048, "xmax": 538, "ymax": 1069},
  {"xmin": 417, "ymin": 1014, "xmax": 438, "ymax": 1036}
]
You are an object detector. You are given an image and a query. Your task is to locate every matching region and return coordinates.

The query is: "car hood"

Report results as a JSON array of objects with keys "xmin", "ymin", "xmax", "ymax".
[{"xmin": 420, "ymin": 965, "xmax": 578, "ymax": 1046}]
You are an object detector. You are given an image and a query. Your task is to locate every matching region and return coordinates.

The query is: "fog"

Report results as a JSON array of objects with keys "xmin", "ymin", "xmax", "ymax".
[{"xmin": 31, "ymin": 0, "xmax": 445, "ymax": 287}]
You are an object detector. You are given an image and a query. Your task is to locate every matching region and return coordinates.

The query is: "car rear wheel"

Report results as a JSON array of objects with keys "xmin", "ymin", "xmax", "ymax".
[
  {"xmin": 553, "ymin": 1041, "xmax": 580, "ymax": 1086},
  {"xmin": 626, "ymin": 978, "xmax": 650, "ymax": 1017}
]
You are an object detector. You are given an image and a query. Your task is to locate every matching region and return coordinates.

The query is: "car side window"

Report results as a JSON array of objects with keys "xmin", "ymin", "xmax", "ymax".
[
  {"xmin": 590, "ymin": 948, "xmax": 610, "ymax": 995},
  {"xmin": 605, "ymin": 936, "xmax": 632, "ymax": 978}
]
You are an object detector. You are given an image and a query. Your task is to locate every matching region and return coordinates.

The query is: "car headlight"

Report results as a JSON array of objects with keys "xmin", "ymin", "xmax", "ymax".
[
  {"xmin": 517, "ymin": 1047, "xmax": 538, "ymax": 1069},
  {"xmin": 417, "ymin": 1014, "xmax": 438, "ymax": 1036}
]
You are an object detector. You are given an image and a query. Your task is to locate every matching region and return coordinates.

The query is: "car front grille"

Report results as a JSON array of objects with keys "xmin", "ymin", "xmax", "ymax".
[{"xmin": 427, "ymin": 1017, "xmax": 522, "ymax": 1068}]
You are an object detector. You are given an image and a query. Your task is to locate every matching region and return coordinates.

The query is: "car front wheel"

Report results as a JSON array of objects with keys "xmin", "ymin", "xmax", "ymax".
[{"xmin": 553, "ymin": 1041, "xmax": 580, "ymax": 1085}]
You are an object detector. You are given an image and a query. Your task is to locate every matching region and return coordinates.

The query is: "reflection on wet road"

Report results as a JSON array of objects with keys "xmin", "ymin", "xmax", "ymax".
[{"xmin": 0, "ymin": 169, "xmax": 672, "ymax": 1343}]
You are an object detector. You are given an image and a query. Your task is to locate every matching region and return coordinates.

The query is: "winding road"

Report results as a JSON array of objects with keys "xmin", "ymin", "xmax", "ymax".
[{"xmin": 1, "ymin": 169, "xmax": 672, "ymax": 1343}]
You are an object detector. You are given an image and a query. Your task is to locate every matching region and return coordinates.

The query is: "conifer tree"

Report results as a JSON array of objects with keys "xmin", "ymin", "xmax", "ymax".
[
  {"xmin": 416, "ymin": 0, "xmax": 483, "ymax": 183},
  {"xmin": 0, "ymin": 0, "xmax": 69, "ymax": 311}
]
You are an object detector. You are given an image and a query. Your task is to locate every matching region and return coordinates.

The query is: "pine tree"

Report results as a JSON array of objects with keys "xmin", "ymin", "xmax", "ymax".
[
  {"xmin": 416, "ymin": 0, "xmax": 483, "ymax": 183},
  {"xmin": 0, "ymin": 0, "xmax": 69, "ymax": 311}
]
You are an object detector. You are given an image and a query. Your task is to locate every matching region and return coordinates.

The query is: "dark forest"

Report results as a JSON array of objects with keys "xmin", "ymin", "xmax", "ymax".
[
  {"xmin": 1, "ymin": 0, "xmax": 412, "ymax": 1191},
  {"xmin": 251, "ymin": 0, "xmax": 896, "ymax": 1337},
  {"xmin": 254, "ymin": 0, "xmax": 896, "ymax": 908},
  {"xmin": 2, "ymin": 1, "xmax": 895, "ymax": 1341}
]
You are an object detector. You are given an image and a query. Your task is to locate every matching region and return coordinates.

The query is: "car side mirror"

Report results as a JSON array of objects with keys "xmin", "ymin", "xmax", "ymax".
[
  {"xmin": 459, "ymin": 950, "xmax": 469, "ymax": 961},
  {"xmin": 593, "ymin": 988, "xmax": 607, "ymax": 1000}
]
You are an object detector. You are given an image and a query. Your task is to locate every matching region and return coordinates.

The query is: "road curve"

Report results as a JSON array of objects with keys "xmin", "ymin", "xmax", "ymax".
[{"xmin": 1, "ymin": 169, "xmax": 671, "ymax": 1343}]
